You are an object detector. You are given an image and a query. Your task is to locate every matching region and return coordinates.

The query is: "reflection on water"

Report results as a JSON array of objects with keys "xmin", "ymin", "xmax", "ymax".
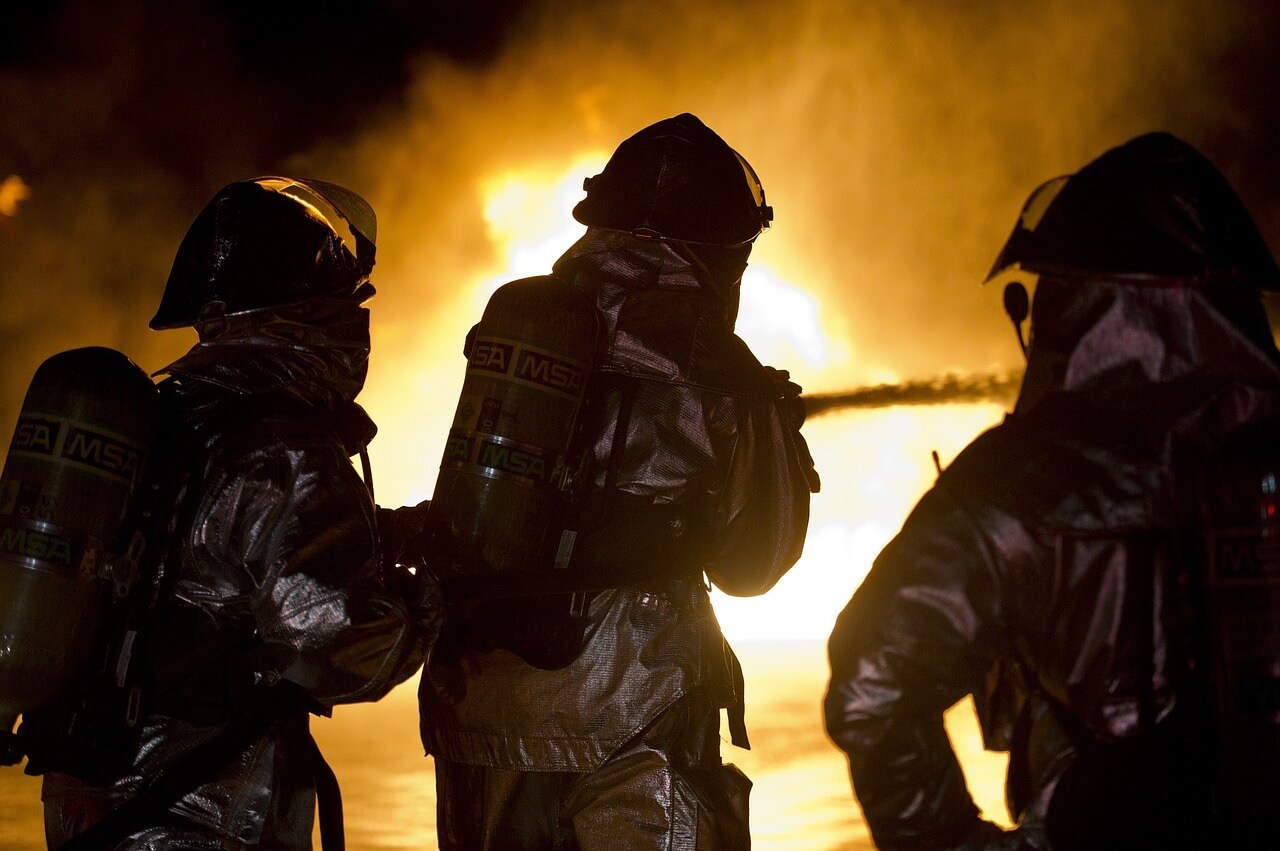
[{"xmin": 0, "ymin": 642, "xmax": 1008, "ymax": 850}]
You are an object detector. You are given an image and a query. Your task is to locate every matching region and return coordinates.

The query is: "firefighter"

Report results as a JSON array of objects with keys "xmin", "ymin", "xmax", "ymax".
[
  {"xmin": 418, "ymin": 113, "xmax": 819, "ymax": 849},
  {"xmin": 825, "ymin": 132, "xmax": 1280, "ymax": 850},
  {"xmin": 34, "ymin": 177, "xmax": 440, "ymax": 849}
]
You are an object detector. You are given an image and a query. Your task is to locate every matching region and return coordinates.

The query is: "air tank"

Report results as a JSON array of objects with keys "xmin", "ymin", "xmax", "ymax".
[
  {"xmin": 0, "ymin": 347, "xmax": 157, "ymax": 734},
  {"xmin": 428, "ymin": 277, "xmax": 601, "ymax": 577}
]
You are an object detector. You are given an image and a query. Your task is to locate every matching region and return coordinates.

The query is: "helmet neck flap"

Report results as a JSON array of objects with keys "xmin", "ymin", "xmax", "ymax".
[
  {"xmin": 1015, "ymin": 275, "xmax": 1280, "ymax": 423},
  {"xmin": 158, "ymin": 295, "xmax": 372, "ymax": 412},
  {"xmin": 553, "ymin": 227, "xmax": 750, "ymax": 331}
]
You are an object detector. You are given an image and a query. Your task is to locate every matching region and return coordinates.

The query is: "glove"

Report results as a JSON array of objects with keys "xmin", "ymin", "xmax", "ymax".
[
  {"xmin": 794, "ymin": 427, "xmax": 821, "ymax": 493},
  {"xmin": 950, "ymin": 818, "xmax": 1039, "ymax": 851},
  {"xmin": 377, "ymin": 499, "xmax": 431, "ymax": 571},
  {"xmin": 376, "ymin": 499, "xmax": 444, "ymax": 626},
  {"xmin": 764, "ymin": 365, "xmax": 805, "ymax": 429},
  {"xmin": 0, "ymin": 729, "xmax": 23, "ymax": 767},
  {"xmin": 764, "ymin": 366, "xmax": 821, "ymax": 493},
  {"xmin": 406, "ymin": 570, "xmax": 444, "ymax": 647}
]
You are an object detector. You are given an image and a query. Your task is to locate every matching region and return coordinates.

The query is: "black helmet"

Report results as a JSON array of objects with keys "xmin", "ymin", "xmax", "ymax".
[
  {"xmin": 986, "ymin": 132, "xmax": 1280, "ymax": 289},
  {"xmin": 150, "ymin": 176, "xmax": 378, "ymax": 330},
  {"xmin": 572, "ymin": 113, "xmax": 773, "ymax": 246}
]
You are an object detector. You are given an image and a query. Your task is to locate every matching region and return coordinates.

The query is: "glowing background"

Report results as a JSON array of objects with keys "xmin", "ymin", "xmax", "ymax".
[{"xmin": 3, "ymin": 0, "xmax": 1279, "ymax": 847}]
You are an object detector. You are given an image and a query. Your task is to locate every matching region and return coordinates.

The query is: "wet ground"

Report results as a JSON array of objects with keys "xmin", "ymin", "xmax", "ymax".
[{"xmin": 0, "ymin": 641, "xmax": 1009, "ymax": 850}]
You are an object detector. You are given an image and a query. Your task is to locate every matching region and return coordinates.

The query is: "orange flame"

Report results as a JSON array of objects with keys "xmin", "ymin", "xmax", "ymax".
[
  {"xmin": 366, "ymin": 158, "xmax": 1008, "ymax": 643},
  {"xmin": 0, "ymin": 175, "xmax": 31, "ymax": 218}
]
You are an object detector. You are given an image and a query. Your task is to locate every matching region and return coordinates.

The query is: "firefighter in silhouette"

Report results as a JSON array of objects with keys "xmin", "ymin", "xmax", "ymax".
[
  {"xmin": 418, "ymin": 113, "xmax": 819, "ymax": 849},
  {"xmin": 825, "ymin": 133, "xmax": 1280, "ymax": 850},
  {"xmin": 32, "ymin": 177, "xmax": 440, "ymax": 849}
]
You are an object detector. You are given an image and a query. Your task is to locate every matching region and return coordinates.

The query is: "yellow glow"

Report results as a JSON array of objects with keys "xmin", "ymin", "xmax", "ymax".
[
  {"xmin": 420, "ymin": 156, "xmax": 1010, "ymax": 646},
  {"xmin": 737, "ymin": 264, "xmax": 848, "ymax": 370},
  {"xmin": 712, "ymin": 403, "xmax": 1004, "ymax": 642},
  {"xmin": 360, "ymin": 157, "xmax": 609, "ymax": 508},
  {"xmin": 473, "ymin": 153, "xmax": 608, "ymax": 306},
  {"xmin": 0, "ymin": 175, "xmax": 31, "ymax": 218}
]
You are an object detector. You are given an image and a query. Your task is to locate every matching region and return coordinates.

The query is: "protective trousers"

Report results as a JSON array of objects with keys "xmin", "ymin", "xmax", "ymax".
[{"xmin": 435, "ymin": 753, "xmax": 750, "ymax": 850}]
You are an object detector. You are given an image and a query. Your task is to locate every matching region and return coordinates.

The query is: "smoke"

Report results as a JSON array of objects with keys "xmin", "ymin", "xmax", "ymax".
[
  {"xmin": 1, "ymin": 0, "xmax": 1278, "ymax": 503},
  {"xmin": 802, "ymin": 373, "xmax": 1022, "ymax": 418},
  {"xmin": 326, "ymin": 0, "xmax": 1278, "ymax": 326},
  {"xmin": 326, "ymin": 0, "xmax": 1280, "ymax": 499},
  {"xmin": 0, "ymin": 0, "xmax": 527, "ymax": 457},
  {"xmin": 0, "ymin": 0, "xmax": 300, "ymax": 421}
]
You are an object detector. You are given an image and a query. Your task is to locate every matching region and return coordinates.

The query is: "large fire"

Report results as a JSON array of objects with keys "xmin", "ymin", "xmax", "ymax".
[
  {"xmin": 358, "ymin": 159, "xmax": 1016, "ymax": 829},
  {"xmin": 1, "ymin": 1, "xmax": 1273, "ymax": 843},
  {"xmin": 475, "ymin": 152, "xmax": 610, "ymax": 299},
  {"xmin": 0, "ymin": 141, "xmax": 1044, "ymax": 843},
  {"xmin": 362, "ymin": 159, "xmax": 1010, "ymax": 643}
]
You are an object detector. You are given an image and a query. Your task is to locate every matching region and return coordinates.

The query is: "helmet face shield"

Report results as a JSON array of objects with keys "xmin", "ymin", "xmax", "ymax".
[
  {"xmin": 150, "ymin": 177, "xmax": 378, "ymax": 330},
  {"xmin": 253, "ymin": 177, "xmax": 377, "ymax": 273},
  {"xmin": 734, "ymin": 150, "xmax": 773, "ymax": 228},
  {"xmin": 985, "ymin": 177, "xmax": 1066, "ymax": 278}
]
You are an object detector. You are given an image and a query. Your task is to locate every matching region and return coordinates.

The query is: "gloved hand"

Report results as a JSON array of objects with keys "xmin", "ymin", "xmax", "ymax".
[
  {"xmin": 795, "ymin": 430, "xmax": 821, "ymax": 493},
  {"xmin": 0, "ymin": 729, "xmax": 23, "ymax": 766},
  {"xmin": 764, "ymin": 365, "xmax": 805, "ymax": 429},
  {"xmin": 950, "ymin": 818, "xmax": 1040, "ymax": 850},
  {"xmin": 406, "ymin": 570, "xmax": 444, "ymax": 647},
  {"xmin": 377, "ymin": 499, "xmax": 431, "ymax": 572},
  {"xmin": 376, "ymin": 499, "xmax": 443, "ymax": 625},
  {"xmin": 764, "ymin": 366, "xmax": 821, "ymax": 493}
]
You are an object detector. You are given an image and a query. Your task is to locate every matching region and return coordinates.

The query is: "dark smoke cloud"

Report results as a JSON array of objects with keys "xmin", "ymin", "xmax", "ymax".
[
  {"xmin": 1, "ymin": 0, "xmax": 1279, "ymax": 498},
  {"xmin": 0, "ymin": 0, "xmax": 528, "ymax": 440}
]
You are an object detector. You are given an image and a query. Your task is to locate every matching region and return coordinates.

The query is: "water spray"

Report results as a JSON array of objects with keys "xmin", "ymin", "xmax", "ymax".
[{"xmin": 801, "ymin": 372, "xmax": 1022, "ymax": 418}]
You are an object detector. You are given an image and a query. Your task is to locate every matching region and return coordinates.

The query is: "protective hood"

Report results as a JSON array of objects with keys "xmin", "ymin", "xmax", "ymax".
[
  {"xmin": 1015, "ymin": 276, "xmax": 1280, "ymax": 425},
  {"xmin": 156, "ymin": 296, "xmax": 373, "ymax": 416},
  {"xmin": 551, "ymin": 228, "xmax": 769, "ymax": 398},
  {"xmin": 1003, "ymin": 133, "xmax": 1280, "ymax": 427},
  {"xmin": 553, "ymin": 227, "xmax": 748, "ymax": 329}
]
